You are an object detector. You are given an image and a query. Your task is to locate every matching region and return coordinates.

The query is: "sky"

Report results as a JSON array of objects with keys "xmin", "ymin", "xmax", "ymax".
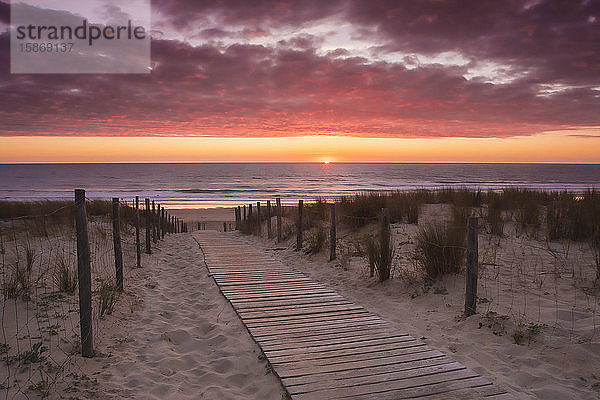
[{"xmin": 0, "ymin": 0, "xmax": 599, "ymax": 163}]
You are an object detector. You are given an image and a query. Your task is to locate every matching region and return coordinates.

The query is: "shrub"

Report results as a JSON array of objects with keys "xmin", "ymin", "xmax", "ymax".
[
  {"xmin": 53, "ymin": 255, "xmax": 77, "ymax": 294},
  {"xmin": 363, "ymin": 219, "xmax": 393, "ymax": 281},
  {"xmin": 304, "ymin": 227, "xmax": 327, "ymax": 255},
  {"xmin": 546, "ymin": 190, "xmax": 600, "ymax": 242},
  {"xmin": 238, "ymin": 213, "xmax": 259, "ymax": 235},
  {"xmin": 414, "ymin": 222, "xmax": 466, "ymax": 280},
  {"xmin": 486, "ymin": 199, "xmax": 504, "ymax": 236},
  {"xmin": 97, "ymin": 279, "xmax": 118, "ymax": 318},
  {"xmin": 2, "ymin": 264, "xmax": 32, "ymax": 301}
]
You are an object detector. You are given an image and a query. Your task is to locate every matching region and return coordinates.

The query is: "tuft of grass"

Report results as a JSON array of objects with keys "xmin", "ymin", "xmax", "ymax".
[
  {"xmin": 512, "ymin": 322, "xmax": 548, "ymax": 345},
  {"xmin": 363, "ymin": 218, "xmax": 394, "ymax": 282},
  {"xmin": 238, "ymin": 213, "xmax": 259, "ymax": 235},
  {"xmin": 304, "ymin": 227, "xmax": 327, "ymax": 255},
  {"xmin": 53, "ymin": 255, "xmax": 77, "ymax": 294},
  {"xmin": 3, "ymin": 342, "xmax": 48, "ymax": 365},
  {"xmin": 97, "ymin": 279, "xmax": 118, "ymax": 318},
  {"xmin": 2, "ymin": 263, "xmax": 32, "ymax": 301},
  {"xmin": 546, "ymin": 190, "xmax": 600, "ymax": 242},
  {"xmin": 486, "ymin": 198, "xmax": 504, "ymax": 236},
  {"xmin": 414, "ymin": 222, "xmax": 466, "ymax": 281}
]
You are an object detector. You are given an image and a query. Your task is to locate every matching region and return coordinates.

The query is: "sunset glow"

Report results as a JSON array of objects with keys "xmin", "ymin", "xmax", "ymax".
[{"xmin": 1, "ymin": 131, "xmax": 599, "ymax": 163}]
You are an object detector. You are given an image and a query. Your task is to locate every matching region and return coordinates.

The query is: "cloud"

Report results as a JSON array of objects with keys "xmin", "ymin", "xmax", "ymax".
[{"xmin": 1, "ymin": 0, "xmax": 599, "ymax": 139}]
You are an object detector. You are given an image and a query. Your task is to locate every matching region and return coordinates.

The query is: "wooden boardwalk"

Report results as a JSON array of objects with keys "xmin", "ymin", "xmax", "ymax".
[{"xmin": 195, "ymin": 231, "xmax": 513, "ymax": 400}]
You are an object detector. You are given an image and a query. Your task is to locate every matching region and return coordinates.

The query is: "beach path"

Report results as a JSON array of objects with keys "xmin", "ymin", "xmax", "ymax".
[{"xmin": 194, "ymin": 231, "xmax": 514, "ymax": 400}]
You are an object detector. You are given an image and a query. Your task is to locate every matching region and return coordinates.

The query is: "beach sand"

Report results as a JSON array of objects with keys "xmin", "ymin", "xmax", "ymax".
[{"xmin": 71, "ymin": 228, "xmax": 286, "ymax": 399}]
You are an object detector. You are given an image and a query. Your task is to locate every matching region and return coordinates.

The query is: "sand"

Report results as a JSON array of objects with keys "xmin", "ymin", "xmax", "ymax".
[{"xmin": 74, "ymin": 228, "xmax": 286, "ymax": 399}]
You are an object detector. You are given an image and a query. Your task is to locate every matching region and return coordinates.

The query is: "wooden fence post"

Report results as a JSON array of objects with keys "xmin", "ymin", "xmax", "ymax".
[
  {"xmin": 330, "ymin": 203, "xmax": 336, "ymax": 261},
  {"xmin": 267, "ymin": 200, "xmax": 272, "ymax": 239},
  {"xmin": 276, "ymin": 197, "xmax": 282, "ymax": 242},
  {"xmin": 145, "ymin": 198, "xmax": 151, "ymax": 254},
  {"xmin": 296, "ymin": 200, "xmax": 303, "ymax": 251},
  {"xmin": 112, "ymin": 198, "xmax": 123, "ymax": 292},
  {"xmin": 156, "ymin": 204, "xmax": 161, "ymax": 241},
  {"xmin": 257, "ymin": 201, "xmax": 261, "ymax": 235},
  {"xmin": 380, "ymin": 208, "xmax": 391, "ymax": 281},
  {"xmin": 152, "ymin": 200, "xmax": 157, "ymax": 244},
  {"xmin": 249, "ymin": 203, "xmax": 253, "ymax": 217},
  {"xmin": 135, "ymin": 196, "xmax": 141, "ymax": 268},
  {"xmin": 243, "ymin": 205, "xmax": 246, "ymax": 221},
  {"xmin": 161, "ymin": 207, "xmax": 165, "ymax": 239},
  {"xmin": 74, "ymin": 189, "xmax": 94, "ymax": 358},
  {"xmin": 223, "ymin": 222, "xmax": 227, "ymax": 232},
  {"xmin": 465, "ymin": 216, "xmax": 479, "ymax": 317}
]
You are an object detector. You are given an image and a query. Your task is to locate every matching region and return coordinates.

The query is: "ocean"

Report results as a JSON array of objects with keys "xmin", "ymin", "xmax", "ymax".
[{"xmin": 1, "ymin": 163, "xmax": 599, "ymax": 208}]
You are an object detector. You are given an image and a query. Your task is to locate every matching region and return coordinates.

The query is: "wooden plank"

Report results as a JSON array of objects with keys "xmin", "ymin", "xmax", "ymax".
[
  {"xmin": 264, "ymin": 335, "xmax": 415, "ymax": 358},
  {"xmin": 408, "ymin": 384, "xmax": 508, "ymax": 399},
  {"xmin": 218, "ymin": 278, "xmax": 313, "ymax": 286},
  {"xmin": 238, "ymin": 302, "xmax": 360, "ymax": 319},
  {"xmin": 286, "ymin": 361, "xmax": 467, "ymax": 395},
  {"xmin": 260, "ymin": 331, "xmax": 407, "ymax": 350},
  {"xmin": 271, "ymin": 342, "xmax": 431, "ymax": 369},
  {"xmin": 260, "ymin": 332, "xmax": 410, "ymax": 353},
  {"xmin": 276, "ymin": 348, "xmax": 444, "ymax": 379},
  {"xmin": 234, "ymin": 299, "xmax": 350, "ymax": 312},
  {"xmin": 290, "ymin": 369, "xmax": 482, "ymax": 400},
  {"xmin": 281, "ymin": 355, "xmax": 453, "ymax": 387},
  {"xmin": 243, "ymin": 310, "xmax": 371, "ymax": 328},
  {"xmin": 248, "ymin": 316, "xmax": 386, "ymax": 337},
  {"xmin": 267, "ymin": 340, "xmax": 425, "ymax": 365},
  {"xmin": 256, "ymin": 325, "xmax": 392, "ymax": 345}
]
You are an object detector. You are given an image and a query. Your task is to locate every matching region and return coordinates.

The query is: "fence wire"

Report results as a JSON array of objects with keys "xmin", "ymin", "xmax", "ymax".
[{"xmin": 0, "ymin": 198, "xmax": 168, "ymax": 399}]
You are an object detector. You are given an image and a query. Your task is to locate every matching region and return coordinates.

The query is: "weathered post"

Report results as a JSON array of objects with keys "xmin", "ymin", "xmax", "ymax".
[
  {"xmin": 248, "ymin": 203, "xmax": 253, "ymax": 217},
  {"xmin": 152, "ymin": 200, "xmax": 157, "ymax": 244},
  {"xmin": 243, "ymin": 205, "xmax": 246, "ymax": 220},
  {"xmin": 257, "ymin": 201, "xmax": 261, "ymax": 235},
  {"xmin": 112, "ymin": 198, "xmax": 123, "ymax": 292},
  {"xmin": 267, "ymin": 200, "xmax": 272, "ymax": 239},
  {"xmin": 296, "ymin": 200, "xmax": 303, "ymax": 251},
  {"xmin": 145, "ymin": 198, "xmax": 151, "ymax": 254},
  {"xmin": 379, "ymin": 208, "xmax": 391, "ymax": 281},
  {"xmin": 156, "ymin": 204, "xmax": 162, "ymax": 241},
  {"xmin": 74, "ymin": 189, "xmax": 93, "ymax": 357},
  {"xmin": 465, "ymin": 216, "xmax": 479, "ymax": 317},
  {"xmin": 223, "ymin": 222, "xmax": 227, "ymax": 232},
  {"xmin": 276, "ymin": 197, "xmax": 282, "ymax": 242},
  {"xmin": 161, "ymin": 207, "xmax": 165, "ymax": 239},
  {"xmin": 135, "ymin": 196, "xmax": 141, "ymax": 268},
  {"xmin": 329, "ymin": 203, "xmax": 336, "ymax": 261}
]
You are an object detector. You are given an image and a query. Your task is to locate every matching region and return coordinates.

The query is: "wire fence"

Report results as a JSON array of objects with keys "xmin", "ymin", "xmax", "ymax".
[
  {"xmin": 232, "ymin": 196, "xmax": 600, "ymax": 345},
  {"xmin": 0, "ymin": 193, "xmax": 186, "ymax": 399}
]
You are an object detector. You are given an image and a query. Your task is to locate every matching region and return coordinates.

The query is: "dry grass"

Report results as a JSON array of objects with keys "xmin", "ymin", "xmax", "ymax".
[{"xmin": 414, "ymin": 222, "xmax": 466, "ymax": 281}]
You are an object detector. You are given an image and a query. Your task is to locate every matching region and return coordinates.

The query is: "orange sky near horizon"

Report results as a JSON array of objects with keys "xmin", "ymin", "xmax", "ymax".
[{"xmin": 1, "ymin": 130, "xmax": 600, "ymax": 163}]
